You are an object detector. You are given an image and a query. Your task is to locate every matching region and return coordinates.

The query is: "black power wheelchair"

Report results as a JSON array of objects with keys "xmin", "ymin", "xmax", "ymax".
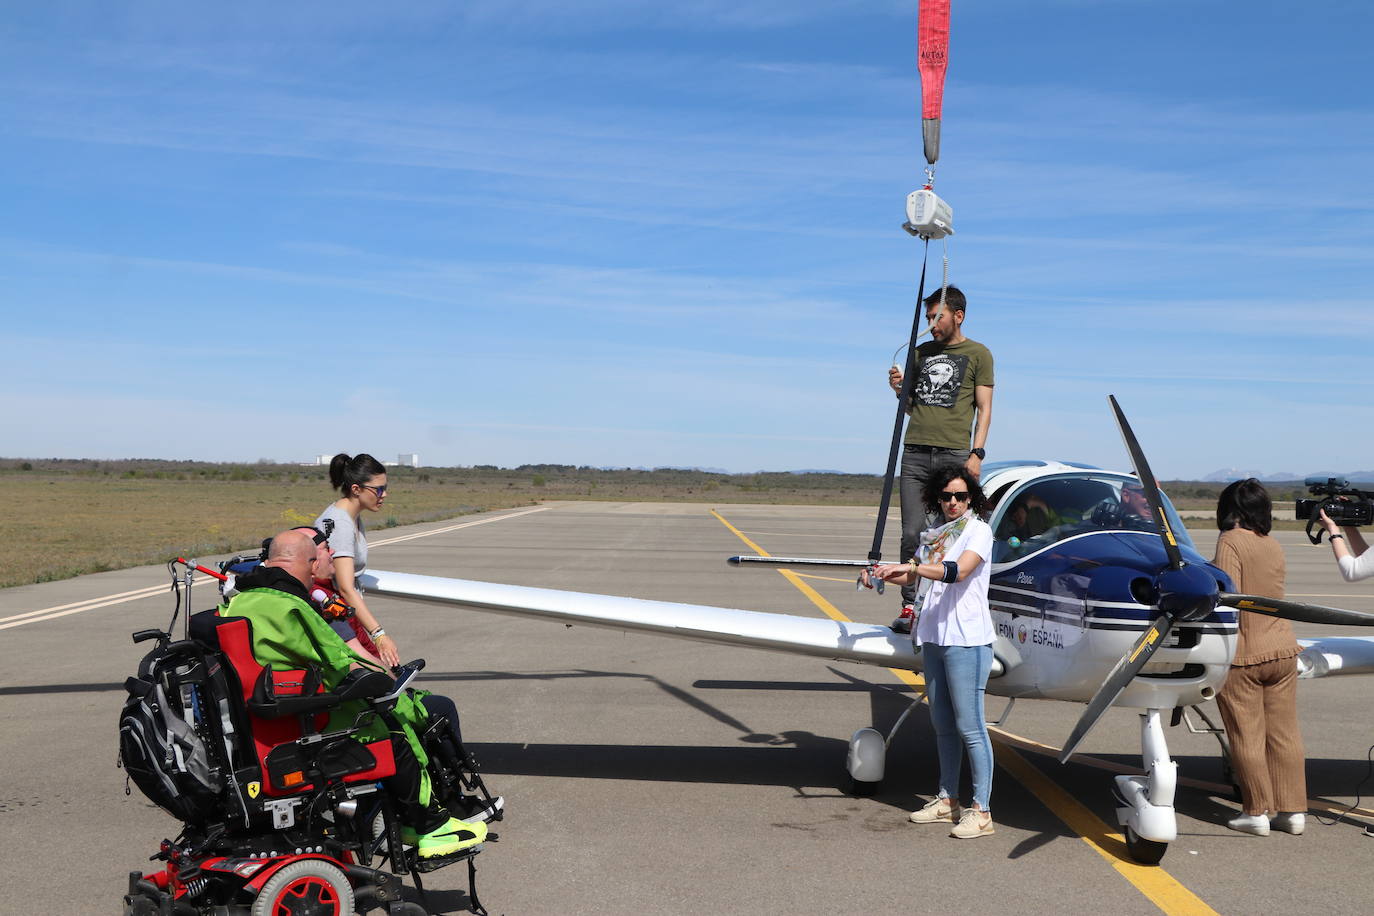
[{"xmin": 120, "ymin": 601, "xmax": 502, "ymax": 916}]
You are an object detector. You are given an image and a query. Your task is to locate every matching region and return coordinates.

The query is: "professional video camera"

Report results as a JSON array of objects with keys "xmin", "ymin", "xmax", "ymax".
[{"xmin": 1296, "ymin": 477, "xmax": 1374, "ymax": 544}]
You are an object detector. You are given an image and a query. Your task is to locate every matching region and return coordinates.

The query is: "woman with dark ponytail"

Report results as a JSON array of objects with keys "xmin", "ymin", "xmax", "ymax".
[{"xmin": 315, "ymin": 453, "xmax": 401, "ymax": 667}]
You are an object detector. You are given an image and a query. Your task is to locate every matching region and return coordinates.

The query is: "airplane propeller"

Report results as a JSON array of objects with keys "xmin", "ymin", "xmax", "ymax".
[
  {"xmin": 1217, "ymin": 594, "xmax": 1374, "ymax": 628},
  {"xmin": 1059, "ymin": 396, "xmax": 1220, "ymax": 763},
  {"xmin": 1059, "ymin": 397, "xmax": 1374, "ymax": 763}
]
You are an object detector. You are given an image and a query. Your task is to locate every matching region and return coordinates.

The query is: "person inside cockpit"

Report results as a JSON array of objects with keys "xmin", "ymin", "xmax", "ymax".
[
  {"xmin": 999, "ymin": 492, "xmax": 1057, "ymax": 542},
  {"xmin": 1120, "ymin": 481, "xmax": 1155, "ymax": 525}
]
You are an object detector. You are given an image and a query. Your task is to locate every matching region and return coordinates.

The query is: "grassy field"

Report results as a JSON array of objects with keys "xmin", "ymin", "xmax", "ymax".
[
  {"xmin": 0, "ymin": 458, "xmax": 1316, "ymax": 589},
  {"xmin": 0, "ymin": 460, "xmax": 886, "ymax": 588}
]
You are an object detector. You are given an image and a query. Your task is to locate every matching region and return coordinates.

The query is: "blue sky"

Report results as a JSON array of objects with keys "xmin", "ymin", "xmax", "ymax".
[{"xmin": 2, "ymin": 1, "xmax": 1371, "ymax": 478}]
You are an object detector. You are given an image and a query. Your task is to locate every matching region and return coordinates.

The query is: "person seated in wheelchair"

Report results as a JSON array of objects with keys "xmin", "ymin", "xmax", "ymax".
[{"xmin": 219, "ymin": 527, "xmax": 497, "ymax": 859}]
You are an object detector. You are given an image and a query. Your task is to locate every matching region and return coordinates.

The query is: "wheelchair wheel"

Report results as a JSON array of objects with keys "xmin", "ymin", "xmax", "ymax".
[{"xmin": 250, "ymin": 859, "xmax": 355, "ymax": 916}]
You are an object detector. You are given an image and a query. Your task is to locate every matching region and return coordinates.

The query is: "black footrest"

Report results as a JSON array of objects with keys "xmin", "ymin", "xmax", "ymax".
[{"xmin": 409, "ymin": 845, "xmax": 482, "ymax": 873}]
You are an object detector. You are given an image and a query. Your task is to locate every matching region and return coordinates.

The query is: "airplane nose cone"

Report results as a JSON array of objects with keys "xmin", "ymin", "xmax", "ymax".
[{"xmin": 1155, "ymin": 563, "xmax": 1219, "ymax": 621}]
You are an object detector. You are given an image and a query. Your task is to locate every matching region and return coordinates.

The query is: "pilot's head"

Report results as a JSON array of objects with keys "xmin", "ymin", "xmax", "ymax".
[{"xmin": 1121, "ymin": 482, "xmax": 1152, "ymax": 518}]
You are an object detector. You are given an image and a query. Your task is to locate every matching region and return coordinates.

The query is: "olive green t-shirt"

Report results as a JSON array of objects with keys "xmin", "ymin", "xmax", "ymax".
[{"xmin": 903, "ymin": 337, "xmax": 994, "ymax": 450}]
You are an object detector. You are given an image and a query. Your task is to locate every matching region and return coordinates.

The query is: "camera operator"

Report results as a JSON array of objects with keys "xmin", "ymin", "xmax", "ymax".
[{"xmin": 1318, "ymin": 508, "xmax": 1374, "ymax": 581}]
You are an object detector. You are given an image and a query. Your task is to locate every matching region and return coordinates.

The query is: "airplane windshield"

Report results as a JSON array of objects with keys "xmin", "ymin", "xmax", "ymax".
[{"xmin": 991, "ymin": 475, "xmax": 1194, "ymax": 563}]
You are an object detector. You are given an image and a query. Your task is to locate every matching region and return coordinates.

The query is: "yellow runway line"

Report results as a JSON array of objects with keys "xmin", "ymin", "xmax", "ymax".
[
  {"xmin": 991, "ymin": 726, "xmax": 1374, "ymax": 825},
  {"xmin": 712, "ymin": 510, "xmax": 922, "ymax": 690},
  {"xmin": 994, "ymin": 744, "xmax": 1220, "ymax": 915},
  {"xmin": 712, "ymin": 507, "xmax": 1219, "ymax": 916}
]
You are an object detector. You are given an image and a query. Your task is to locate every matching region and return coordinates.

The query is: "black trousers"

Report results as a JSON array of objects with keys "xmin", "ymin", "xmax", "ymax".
[{"xmin": 380, "ymin": 693, "xmax": 464, "ymax": 833}]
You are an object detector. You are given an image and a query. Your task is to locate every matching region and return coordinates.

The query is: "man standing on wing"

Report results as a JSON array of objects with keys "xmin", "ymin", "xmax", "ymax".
[{"xmin": 887, "ymin": 286, "xmax": 994, "ymax": 632}]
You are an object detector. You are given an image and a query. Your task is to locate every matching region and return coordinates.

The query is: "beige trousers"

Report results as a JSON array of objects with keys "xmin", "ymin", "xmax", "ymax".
[{"xmin": 1215, "ymin": 655, "xmax": 1307, "ymax": 815}]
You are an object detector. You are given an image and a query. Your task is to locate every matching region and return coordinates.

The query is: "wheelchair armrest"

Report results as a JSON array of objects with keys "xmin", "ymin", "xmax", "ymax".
[
  {"xmin": 249, "ymin": 666, "xmax": 339, "ymax": 719},
  {"xmin": 332, "ymin": 668, "xmax": 396, "ymax": 703},
  {"xmin": 249, "ymin": 693, "xmax": 341, "ymax": 718}
]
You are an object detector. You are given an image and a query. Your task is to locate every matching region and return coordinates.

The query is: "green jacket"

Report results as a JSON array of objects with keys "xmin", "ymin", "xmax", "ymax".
[{"xmin": 218, "ymin": 566, "xmax": 431, "ymax": 776}]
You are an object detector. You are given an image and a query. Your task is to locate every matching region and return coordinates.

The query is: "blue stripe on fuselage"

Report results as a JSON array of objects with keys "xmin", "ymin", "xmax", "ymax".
[{"xmin": 989, "ymin": 529, "xmax": 1236, "ymax": 626}]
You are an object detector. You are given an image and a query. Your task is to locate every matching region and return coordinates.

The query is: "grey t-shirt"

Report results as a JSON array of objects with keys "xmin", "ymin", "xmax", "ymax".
[{"xmin": 316, "ymin": 504, "xmax": 368, "ymax": 576}]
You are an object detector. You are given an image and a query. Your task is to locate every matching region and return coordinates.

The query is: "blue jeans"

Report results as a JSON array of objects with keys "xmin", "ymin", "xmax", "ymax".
[{"xmin": 922, "ymin": 643, "xmax": 994, "ymax": 810}]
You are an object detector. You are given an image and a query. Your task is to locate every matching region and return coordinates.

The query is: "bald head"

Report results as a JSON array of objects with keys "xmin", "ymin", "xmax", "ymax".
[{"xmin": 263, "ymin": 528, "xmax": 317, "ymax": 587}]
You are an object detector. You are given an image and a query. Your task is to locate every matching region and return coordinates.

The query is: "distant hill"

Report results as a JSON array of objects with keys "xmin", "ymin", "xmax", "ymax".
[{"xmin": 1203, "ymin": 468, "xmax": 1374, "ymax": 484}]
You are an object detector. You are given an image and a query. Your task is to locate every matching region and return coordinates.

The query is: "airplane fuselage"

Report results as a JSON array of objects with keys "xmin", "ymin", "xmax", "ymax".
[{"xmin": 976, "ymin": 462, "xmax": 1237, "ymax": 710}]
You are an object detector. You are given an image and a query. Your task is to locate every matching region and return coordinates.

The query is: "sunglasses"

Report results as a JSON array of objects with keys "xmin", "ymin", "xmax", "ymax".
[
  {"xmin": 360, "ymin": 484, "xmax": 387, "ymax": 497},
  {"xmin": 939, "ymin": 491, "xmax": 971, "ymax": 503}
]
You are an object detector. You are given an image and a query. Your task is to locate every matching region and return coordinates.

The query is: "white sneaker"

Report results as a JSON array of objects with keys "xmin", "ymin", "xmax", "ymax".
[
  {"xmin": 1226, "ymin": 813, "xmax": 1270, "ymax": 836},
  {"xmin": 950, "ymin": 808, "xmax": 995, "ymax": 839},
  {"xmin": 908, "ymin": 796, "xmax": 960, "ymax": 824},
  {"xmin": 1271, "ymin": 812, "xmax": 1305, "ymax": 835}
]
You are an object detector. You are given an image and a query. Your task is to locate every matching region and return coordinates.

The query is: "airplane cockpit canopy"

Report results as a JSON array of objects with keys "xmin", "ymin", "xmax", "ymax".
[{"xmin": 989, "ymin": 472, "xmax": 1194, "ymax": 564}]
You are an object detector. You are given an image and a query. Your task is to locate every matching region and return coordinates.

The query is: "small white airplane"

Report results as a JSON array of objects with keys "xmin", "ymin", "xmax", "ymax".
[{"xmin": 357, "ymin": 398, "xmax": 1374, "ymax": 864}]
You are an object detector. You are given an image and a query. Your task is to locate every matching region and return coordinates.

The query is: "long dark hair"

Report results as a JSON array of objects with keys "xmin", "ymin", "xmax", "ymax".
[
  {"xmin": 1216, "ymin": 477, "xmax": 1272, "ymax": 536},
  {"xmin": 922, "ymin": 464, "xmax": 989, "ymax": 517},
  {"xmin": 329, "ymin": 452, "xmax": 386, "ymax": 497}
]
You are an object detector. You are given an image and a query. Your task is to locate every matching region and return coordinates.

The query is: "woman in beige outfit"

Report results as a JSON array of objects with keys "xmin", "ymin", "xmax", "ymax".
[{"xmin": 1213, "ymin": 478, "xmax": 1307, "ymax": 836}]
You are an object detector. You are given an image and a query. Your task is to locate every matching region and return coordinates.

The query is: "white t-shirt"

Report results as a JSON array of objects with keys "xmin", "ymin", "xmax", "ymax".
[
  {"xmin": 914, "ymin": 517, "xmax": 995, "ymax": 648},
  {"xmin": 316, "ymin": 504, "xmax": 368, "ymax": 576}
]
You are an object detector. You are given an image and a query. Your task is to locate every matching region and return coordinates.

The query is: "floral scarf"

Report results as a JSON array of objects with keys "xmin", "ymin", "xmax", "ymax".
[{"xmin": 910, "ymin": 509, "xmax": 972, "ymax": 620}]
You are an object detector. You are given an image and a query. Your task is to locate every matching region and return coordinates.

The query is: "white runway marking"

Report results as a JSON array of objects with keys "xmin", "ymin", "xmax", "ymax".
[
  {"xmin": 368, "ymin": 506, "xmax": 548, "ymax": 547},
  {"xmin": 0, "ymin": 506, "xmax": 550, "ymax": 631},
  {"xmin": 0, "ymin": 582, "xmax": 172, "ymax": 630}
]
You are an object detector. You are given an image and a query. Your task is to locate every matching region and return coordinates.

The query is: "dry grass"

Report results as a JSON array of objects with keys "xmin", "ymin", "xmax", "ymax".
[
  {"xmin": 0, "ymin": 458, "xmax": 1309, "ymax": 589},
  {"xmin": 0, "ymin": 461, "xmax": 885, "ymax": 588}
]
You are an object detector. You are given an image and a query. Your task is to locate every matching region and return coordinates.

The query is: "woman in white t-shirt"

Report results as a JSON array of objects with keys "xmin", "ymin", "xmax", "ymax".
[
  {"xmin": 864, "ymin": 465, "xmax": 996, "ymax": 839},
  {"xmin": 315, "ymin": 452, "xmax": 401, "ymax": 667}
]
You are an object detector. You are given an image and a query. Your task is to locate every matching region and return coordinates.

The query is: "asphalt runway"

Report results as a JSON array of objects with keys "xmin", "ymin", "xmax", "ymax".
[{"xmin": 4, "ymin": 502, "xmax": 1374, "ymax": 914}]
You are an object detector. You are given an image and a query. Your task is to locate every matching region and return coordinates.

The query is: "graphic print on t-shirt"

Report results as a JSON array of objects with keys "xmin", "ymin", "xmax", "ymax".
[{"xmin": 914, "ymin": 353, "xmax": 969, "ymax": 408}]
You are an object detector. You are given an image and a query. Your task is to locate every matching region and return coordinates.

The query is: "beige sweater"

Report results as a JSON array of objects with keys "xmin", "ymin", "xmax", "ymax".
[{"xmin": 1213, "ymin": 527, "xmax": 1298, "ymax": 665}]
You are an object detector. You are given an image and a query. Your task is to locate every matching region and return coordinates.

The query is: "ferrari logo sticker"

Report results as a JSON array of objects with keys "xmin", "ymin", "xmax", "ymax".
[{"xmin": 247, "ymin": 781, "xmax": 260, "ymax": 799}]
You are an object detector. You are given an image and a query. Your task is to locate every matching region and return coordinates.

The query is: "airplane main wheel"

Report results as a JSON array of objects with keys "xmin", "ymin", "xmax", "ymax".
[
  {"xmin": 1123, "ymin": 825, "xmax": 1168, "ymax": 866},
  {"xmin": 845, "ymin": 774, "xmax": 880, "ymax": 797},
  {"xmin": 250, "ymin": 860, "xmax": 355, "ymax": 916}
]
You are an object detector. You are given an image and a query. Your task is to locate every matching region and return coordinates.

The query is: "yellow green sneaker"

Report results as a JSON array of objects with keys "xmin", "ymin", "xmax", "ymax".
[{"xmin": 411, "ymin": 816, "xmax": 487, "ymax": 858}]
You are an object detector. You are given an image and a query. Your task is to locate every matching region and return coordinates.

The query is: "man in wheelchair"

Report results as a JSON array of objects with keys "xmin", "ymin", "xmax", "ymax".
[{"xmin": 220, "ymin": 526, "xmax": 492, "ymax": 860}]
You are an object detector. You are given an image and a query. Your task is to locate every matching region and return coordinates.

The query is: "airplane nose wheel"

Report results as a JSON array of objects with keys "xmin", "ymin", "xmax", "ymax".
[{"xmin": 1122, "ymin": 825, "xmax": 1167, "ymax": 866}]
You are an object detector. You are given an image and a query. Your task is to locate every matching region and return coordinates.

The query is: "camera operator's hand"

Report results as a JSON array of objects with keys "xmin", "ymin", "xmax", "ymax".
[{"xmin": 1317, "ymin": 507, "xmax": 1343, "ymax": 538}]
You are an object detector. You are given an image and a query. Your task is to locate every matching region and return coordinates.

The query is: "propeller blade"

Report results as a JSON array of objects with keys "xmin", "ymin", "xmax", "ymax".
[
  {"xmin": 1219, "ymin": 593, "xmax": 1374, "ymax": 627},
  {"xmin": 1107, "ymin": 395, "xmax": 1184, "ymax": 571},
  {"xmin": 1059, "ymin": 611, "xmax": 1177, "ymax": 763}
]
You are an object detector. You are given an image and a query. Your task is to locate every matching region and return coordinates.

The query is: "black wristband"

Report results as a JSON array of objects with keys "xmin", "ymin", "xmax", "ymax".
[{"xmin": 942, "ymin": 560, "xmax": 959, "ymax": 583}]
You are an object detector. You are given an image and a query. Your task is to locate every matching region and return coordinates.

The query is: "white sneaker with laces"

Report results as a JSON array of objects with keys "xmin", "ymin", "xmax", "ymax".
[
  {"xmin": 908, "ymin": 796, "xmax": 959, "ymax": 824},
  {"xmin": 950, "ymin": 808, "xmax": 995, "ymax": 839}
]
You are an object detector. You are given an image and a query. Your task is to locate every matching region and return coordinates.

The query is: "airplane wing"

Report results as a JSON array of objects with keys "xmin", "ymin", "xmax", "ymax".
[
  {"xmin": 359, "ymin": 569, "xmax": 923, "ymax": 672},
  {"xmin": 1297, "ymin": 637, "xmax": 1374, "ymax": 678}
]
